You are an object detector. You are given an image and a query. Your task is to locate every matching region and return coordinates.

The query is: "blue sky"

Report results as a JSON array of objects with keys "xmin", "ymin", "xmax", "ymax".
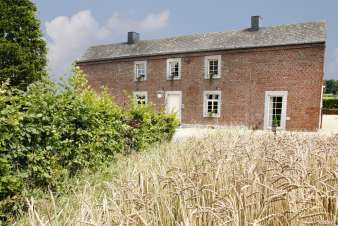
[{"xmin": 32, "ymin": 0, "xmax": 338, "ymax": 80}]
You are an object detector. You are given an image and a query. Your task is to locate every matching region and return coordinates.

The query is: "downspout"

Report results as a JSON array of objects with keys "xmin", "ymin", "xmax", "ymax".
[{"xmin": 319, "ymin": 85, "xmax": 325, "ymax": 129}]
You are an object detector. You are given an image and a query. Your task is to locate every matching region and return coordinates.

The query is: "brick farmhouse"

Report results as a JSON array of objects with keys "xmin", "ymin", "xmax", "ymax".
[{"xmin": 78, "ymin": 17, "xmax": 326, "ymax": 131}]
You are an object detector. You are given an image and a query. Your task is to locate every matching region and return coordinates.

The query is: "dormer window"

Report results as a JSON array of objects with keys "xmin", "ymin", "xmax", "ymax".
[
  {"xmin": 167, "ymin": 58, "xmax": 181, "ymax": 80},
  {"xmin": 134, "ymin": 61, "xmax": 147, "ymax": 81},
  {"xmin": 205, "ymin": 55, "xmax": 221, "ymax": 79}
]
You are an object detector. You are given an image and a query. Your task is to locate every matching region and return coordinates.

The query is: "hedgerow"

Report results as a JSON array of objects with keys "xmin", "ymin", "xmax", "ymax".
[
  {"xmin": 323, "ymin": 98, "xmax": 338, "ymax": 109},
  {"xmin": 0, "ymin": 67, "xmax": 178, "ymax": 223}
]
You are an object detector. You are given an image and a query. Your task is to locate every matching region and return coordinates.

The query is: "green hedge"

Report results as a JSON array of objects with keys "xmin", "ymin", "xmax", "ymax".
[
  {"xmin": 0, "ymin": 68, "xmax": 178, "ymax": 222},
  {"xmin": 323, "ymin": 98, "xmax": 338, "ymax": 109}
]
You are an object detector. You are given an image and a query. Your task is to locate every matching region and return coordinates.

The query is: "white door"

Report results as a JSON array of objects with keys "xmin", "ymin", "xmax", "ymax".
[
  {"xmin": 165, "ymin": 91, "xmax": 182, "ymax": 122},
  {"xmin": 264, "ymin": 91, "xmax": 288, "ymax": 130}
]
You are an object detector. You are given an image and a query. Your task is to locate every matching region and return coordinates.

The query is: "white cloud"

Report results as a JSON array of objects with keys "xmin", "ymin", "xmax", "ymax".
[
  {"xmin": 105, "ymin": 10, "xmax": 170, "ymax": 32},
  {"xmin": 140, "ymin": 10, "xmax": 170, "ymax": 30},
  {"xmin": 45, "ymin": 10, "xmax": 170, "ymax": 79}
]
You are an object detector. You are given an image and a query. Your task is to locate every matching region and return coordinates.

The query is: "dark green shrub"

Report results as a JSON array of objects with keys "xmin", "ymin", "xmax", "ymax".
[
  {"xmin": 0, "ymin": 68, "xmax": 126, "ymax": 221},
  {"xmin": 323, "ymin": 98, "xmax": 338, "ymax": 109},
  {"xmin": 0, "ymin": 67, "xmax": 178, "ymax": 223}
]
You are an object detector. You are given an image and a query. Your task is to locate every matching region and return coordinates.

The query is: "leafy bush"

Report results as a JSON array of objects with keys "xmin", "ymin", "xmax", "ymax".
[
  {"xmin": 0, "ymin": 68, "xmax": 178, "ymax": 223},
  {"xmin": 323, "ymin": 98, "xmax": 338, "ymax": 109},
  {"xmin": 126, "ymin": 103, "xmax": 178, "ymax": 151}
]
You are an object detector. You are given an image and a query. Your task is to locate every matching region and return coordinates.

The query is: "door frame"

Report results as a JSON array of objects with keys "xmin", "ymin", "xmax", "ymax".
[
  {"xmin": 264, "ymin": 91, "xmax": 288, "ymax": 130},
  {"xmin": 165, "ymin": 91, "xmax": 182, "ymax": 123}
]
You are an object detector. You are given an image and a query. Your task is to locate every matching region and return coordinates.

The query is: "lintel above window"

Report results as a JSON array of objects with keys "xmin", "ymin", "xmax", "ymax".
[
  {"xmin": 134, "ymin": 61, "xmax": 147, "ymax": 81},
  {"xmin": 204, "ymin": 55, "xmax": 221, "ymax": 79},
  {"xmin": 167, "ymin": 58, "xmax": 181, "ymax": 80}
]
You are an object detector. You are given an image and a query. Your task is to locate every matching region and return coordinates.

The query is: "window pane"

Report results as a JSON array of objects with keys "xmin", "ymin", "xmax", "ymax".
[
  {"xmin": 270, "ymin": 96, "xmax": 283, "ymax": 127},
  {"xmin": 208, "ymin": 59, "xmax": 218, "ymax": 77},
  {"xmin": 213, "ymin": 101, "xmax": 218, "ymax": 113},
  {"xmin": 169, "ymin": 61, "xmax": 180, "ymax": 78},
  {"xmin": 136, "ymin": 94, "xmax": 146, "ymax": 105}
]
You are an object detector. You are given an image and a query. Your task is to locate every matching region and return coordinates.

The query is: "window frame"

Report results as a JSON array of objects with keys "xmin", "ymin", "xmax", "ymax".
[
  {"xmin": 204, "ymin": 55, "xmax": 221, "ymax": 79},
  {"xmin": 134, "ymin": 61, "xmax": 147, "ymax": 81},
  {"xmin": 263, "ymin": 91, "xmax": 288, "ymax": 130},
  {"xmin": 133, "ymin": 91, "xmax": 148, "ymax": 105},
  {"xmin": 166, "ymin": 58, "xmax": 181, "ymax": 80},
  {"xmin": 203, "ymin": 90, "xmax": 222, "ymax": 118}
]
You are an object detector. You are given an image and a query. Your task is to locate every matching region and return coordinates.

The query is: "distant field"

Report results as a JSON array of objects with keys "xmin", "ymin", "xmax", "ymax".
[
  {"xmin": 323, "ymin": 94, "xmax": 338, "ymax": 100},
  {"xmin": 21, "ymin": 129, "xmax": 338, "ymax": 226}
]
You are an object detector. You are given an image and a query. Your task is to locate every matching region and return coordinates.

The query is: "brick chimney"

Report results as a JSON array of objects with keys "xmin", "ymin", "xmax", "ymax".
[
  {"xmin": 250, "ymin": 16, "xmax": 261, "ymax": 31},
  {"xmin": 127, "ymin": 32, "xmax": 140, "ymax": 44}
]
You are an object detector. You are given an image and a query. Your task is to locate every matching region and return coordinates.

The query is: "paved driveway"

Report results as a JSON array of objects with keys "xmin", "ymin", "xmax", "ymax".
[
  {"xmin": 321, "ymin": 114, "xmax": 338, "ymax": 133},
  {"xmin": 173, "ymin": 114, "xmax": 338, "ymax": 142}
]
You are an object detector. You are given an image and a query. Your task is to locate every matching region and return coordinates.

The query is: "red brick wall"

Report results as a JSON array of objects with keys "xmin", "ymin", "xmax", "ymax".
[{"xmin": 79, "ymin": 44, "xmax": 325, "ymax": 131}]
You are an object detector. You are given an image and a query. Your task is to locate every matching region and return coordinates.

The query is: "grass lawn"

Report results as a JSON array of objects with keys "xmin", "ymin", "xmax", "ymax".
[
  {"xmin": 19, "ymin": 128, "xmax": 338, "ymax": 226},
  {"xmin": 323, "ymin": 94, "xmax": 338, "ymax": 100}
]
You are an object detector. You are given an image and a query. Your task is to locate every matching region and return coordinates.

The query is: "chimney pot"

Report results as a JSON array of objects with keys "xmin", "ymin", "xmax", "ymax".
[
  {"xmin": 251, "ymin": 16, "xmax": 260, "ymax": 31},
  {"xmin": 128, "ymin": 31, "xmax": 140, "ymax": 44}
]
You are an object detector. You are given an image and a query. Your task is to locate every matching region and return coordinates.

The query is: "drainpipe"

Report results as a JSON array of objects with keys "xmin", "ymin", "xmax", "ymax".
[{"xmin": 319, "ymin": 85, "xmax": 325, "ymax": 129}]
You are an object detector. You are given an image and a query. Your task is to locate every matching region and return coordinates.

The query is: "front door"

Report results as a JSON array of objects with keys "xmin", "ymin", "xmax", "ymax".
[
  {"xmin": 264, "ymin": 91, "xmax": 288, "ymax": 130},
  {"xmin": 165, "ymin": 91, "xmax": 182, "ymax": 122}
]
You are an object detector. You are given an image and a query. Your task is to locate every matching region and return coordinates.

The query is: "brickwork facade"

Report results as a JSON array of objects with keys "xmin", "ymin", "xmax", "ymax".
[{"xmin": 79, "ymin": 44, "xmax": 325, "ymax": 131}]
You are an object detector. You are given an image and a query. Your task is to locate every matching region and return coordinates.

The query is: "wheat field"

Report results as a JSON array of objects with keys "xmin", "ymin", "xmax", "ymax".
[{"xmin": 23, "ymin": 128, "xmax": 338, "ymax": 226}]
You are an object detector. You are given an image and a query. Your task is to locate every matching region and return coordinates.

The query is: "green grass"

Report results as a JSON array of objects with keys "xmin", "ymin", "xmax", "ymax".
[
  {"xmin": 323, "ymin": 94, "xmax": 338, "ymax": 100},
  {"xmin": 18, "ymin": 128, "xmax": 338, "ymax": 226}
]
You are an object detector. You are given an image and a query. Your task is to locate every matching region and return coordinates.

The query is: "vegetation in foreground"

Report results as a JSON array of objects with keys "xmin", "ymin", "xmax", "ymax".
[
  {"xmin": 0, "ymin": 67, "xmax": 178, "ymax": 223},
  {"xmin": 21, "ymin": 128, "xmax": 338, "ymax": 226}
]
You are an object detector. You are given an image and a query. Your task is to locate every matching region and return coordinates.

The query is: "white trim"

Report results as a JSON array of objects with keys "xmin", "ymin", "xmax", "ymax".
[
  {"xmin": 134, "ymin": 61, "xmax": 147, "ymax": 81},
  {"xmin": 204, "ymin": 55, "xmax": 221, "ymax": 79},
  {"xmin": 263, "ymin": 91, "xmax": 288, "ymax": 130},
  {"xmin": 203, "ymin": 90, "xmax": 222, "ymax": 118},
  {"xmin": 166, "ymin": 58, "xmax": 181, "ymax": 80},
  {"xmin": 319, "ymin": 85, "xmax": 325, "ymax": 128},
  {"xmin": 165, "ymin": 91, "xmax": 182, "ymax": 122},
  {"xmin": 133, "ymin": 91, "xmax": 148, "ymax": 105}
]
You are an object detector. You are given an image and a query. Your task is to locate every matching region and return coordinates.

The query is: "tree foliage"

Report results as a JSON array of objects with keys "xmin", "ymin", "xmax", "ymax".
[
  {"xmin": 0, "ymin": 0, "xmax": 47, "ymax": 89},
  {"xmin": 325, "ymin": 80, "xmax": 338, "ymax": 95}
]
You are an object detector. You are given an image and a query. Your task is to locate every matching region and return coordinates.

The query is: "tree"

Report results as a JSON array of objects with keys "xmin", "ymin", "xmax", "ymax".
[
  {"xmin": 0, "ymin": 0, "xmax": 47, "ymax": 89},
  {"xmin": 325, "ymin": 80, "xmax": 338, "ymax": 95}
]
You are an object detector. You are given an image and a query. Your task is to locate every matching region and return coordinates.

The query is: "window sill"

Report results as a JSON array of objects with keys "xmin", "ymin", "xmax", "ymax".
[
  {"xmin": 204, "ymin": 76, "xmax": 221, "ymax": 80},
  {"xmin": 203, "ymin": 114, "xmax": 220, "ymax": 118},
  {"xmin": 266, "ymin": 127, "xmax": 283, "ymax": 130},
  {"xmin": 166, "ymin": 77, "xmax": 181, "ymax": 81}
]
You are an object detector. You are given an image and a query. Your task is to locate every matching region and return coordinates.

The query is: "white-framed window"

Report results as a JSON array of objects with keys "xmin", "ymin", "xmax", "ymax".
[
  {"xmin": 133, "ymin": 91, "xmax": 148, "ymax": 105},
  {"xmin": 264, "ymin": 91, "xmax": 288, "ymax": 130},
  {"xmin": 166, "ymin": 58, "xmax": 181, "ymax": 80},
  {"xmin": 203, "ymin": 91, "xmax": 221, "ymax": 117},
  {"xmin": 205, "ymin": 55, "xmax": 221, "ymax": 79},
  {"xmin": 134, "ymin": 61, "xmax": 147, "ymax": 81}
]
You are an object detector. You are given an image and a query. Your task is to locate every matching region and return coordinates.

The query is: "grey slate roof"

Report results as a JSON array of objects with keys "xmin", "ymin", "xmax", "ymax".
[{"xmin": 79, "ymin": 21, "xmax": 326, "ymax": 63}]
